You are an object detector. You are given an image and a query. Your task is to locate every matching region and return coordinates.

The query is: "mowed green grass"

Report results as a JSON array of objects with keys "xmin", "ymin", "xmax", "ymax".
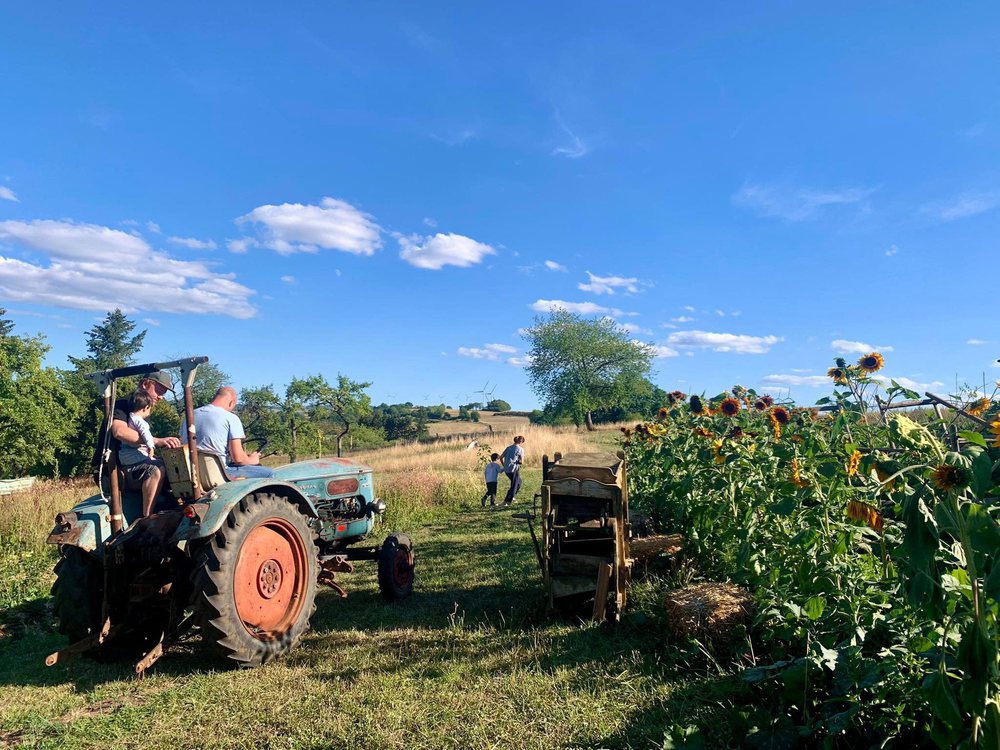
[{"xmin": 0, "ymin": 470, "xmax": 735, "ymax": 750}]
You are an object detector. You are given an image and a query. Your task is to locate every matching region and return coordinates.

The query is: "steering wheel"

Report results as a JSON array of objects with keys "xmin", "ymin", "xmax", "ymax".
[{"xmin": 243, "ymin": 436, "xmax": 275, "ymax": 458}]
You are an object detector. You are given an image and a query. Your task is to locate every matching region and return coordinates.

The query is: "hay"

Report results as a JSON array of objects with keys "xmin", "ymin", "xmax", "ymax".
[{"xmin": 663, "ymin": 582, "xmax": 753, "ymax": 640}]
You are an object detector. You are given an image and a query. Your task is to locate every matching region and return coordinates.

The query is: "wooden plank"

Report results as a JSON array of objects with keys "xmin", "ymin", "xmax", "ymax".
[
  {"xmin": 592, "ymin": 562, "xmax": 613, "ymax": 623},
  {"xmin": 630, "ymin": 534, "xmax": 685, "ymax": 560}
]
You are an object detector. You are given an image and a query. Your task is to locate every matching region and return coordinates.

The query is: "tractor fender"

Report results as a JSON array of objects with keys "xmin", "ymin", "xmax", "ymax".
[
  {"xmin": 46, "ymin": 492, "xmax": 111, "ymax": 555},
  {"xmin": 171, "ymin": 479, "xmax": 319, "ymax": 543}
]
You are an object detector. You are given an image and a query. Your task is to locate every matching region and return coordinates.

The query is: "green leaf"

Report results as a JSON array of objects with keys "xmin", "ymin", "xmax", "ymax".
[
  {"xmin": 965, "ymin": 503, "xmax": 1000, "ymax": 555},
  {"xmin": 768, "ymin": 496, "xmax": 797, "ymax": 516},
  {"xmin": 972, "ymin": 452, "xmax": 995, "ymax": 496},
  {"xmin": 985, "ymin": 564, "xmax": 1000, "ymax": 601},
  {"xmin": 844, "ymin": 442, "xmax": 859, "ymax": 457},
  {"xmin": 960, "ymin": 430, "xmax": 988, "ymax": 448},
  {"xmin": 804, "ymin": 595, "xmax": 826, "ymax": 621},
  {"xmin": 982, "ymin": 700, "xmax": 1000, "ymax": 750},
  {"xmin": 922, "ymin": 668, "xmax": 963, "ymax": 732}
]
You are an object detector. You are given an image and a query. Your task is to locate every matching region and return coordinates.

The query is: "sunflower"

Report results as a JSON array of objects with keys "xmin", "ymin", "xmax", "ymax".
[
  {"xmin": 875, "ymin": 464, "xmax": 897, "ymax": 491},
  {"xmin": 658, "ymin": 406, "xmax": 669, "ymax": 419},
  {"xmin": 771, "ymin": 406, "xmax": 790, "ymax": 425},
  {"xmin": 753, "ymin": 399, "xmax": 766, "ymax": 411},
  {"xmin": 967, "ymin": 397, "xmax": 991, "ymax": 417},
  {"xmin": 727, "ymin": 426, "xmax": 744, "ymax": 440},
  {"xmin": 828, "ymin": 367, "xmax": 849, "ymax": 385},
  {"xmin": 847, "ymin": 450, "xmax": 861, "ymax": 477},
  {"xmin": 991, "ymin": 419, "xmax": 1000, "ymax": 448},
  {"xmin": 768, "ymin": 413, "xmax": 782, "ymax": 440},
  {"xmin": 712, "ymin": 439, "xmax": 726, "ymax": 465},
  {"xmin": 931, "ymin": 464, "xmax": 969, "ymax": 492},
  {"xmin": 847, "ymin": 500, "xmax": 884, "ymax": 533},
  {"xmin": 693, "ymin": 427, "xmax": 713, "ymax": 438},
  {"xmin": 689, "ymin": 395, "xmax": 707, "ymax": 415},
  {"xmin": 791, "ymin": 458, "xmax": 810, "ymax": 488},
  {"xmin": 648, "ymin": 423, "xmax": 667, "ymax": 437},
  {"xmin": 858, "ymin": 352, "xmax": 885, "ymax": 373},
  {"xmin": 668, "ymin": 390, "xmax": 686, "ymax": 404},
  {"xmin": 720, "ymin": 397, "xmax": 741, "ymax": 416},
  {"xmin": 761, "ymin": 395, "xmax": 774, "ymax": 408}
]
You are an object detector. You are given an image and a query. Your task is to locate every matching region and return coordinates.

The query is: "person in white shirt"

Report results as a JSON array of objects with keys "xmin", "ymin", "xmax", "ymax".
[
  {"xmin": 117, "ymin": 390, "xmax": 165, "ymax": 516},
  {"xmin": 481, "ymin": 452, "xmax": 503, "ymax": 507}
]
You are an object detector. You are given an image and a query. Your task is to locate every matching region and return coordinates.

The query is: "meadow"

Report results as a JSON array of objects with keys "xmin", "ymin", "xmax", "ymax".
[{"xmin": 0, "ymin": 424, "xmax": 720, "ymax": 750}]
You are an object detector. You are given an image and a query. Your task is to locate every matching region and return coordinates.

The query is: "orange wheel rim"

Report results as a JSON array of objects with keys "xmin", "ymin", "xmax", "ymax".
[{"xmin": 234, "ymin": 518, "xmax": 308, "ymax": 638}]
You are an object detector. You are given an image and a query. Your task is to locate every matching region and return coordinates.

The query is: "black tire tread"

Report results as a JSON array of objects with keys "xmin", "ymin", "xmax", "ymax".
[{"xmin": 190, "ymin": 493, "xmax": 319, "ymax": 668}]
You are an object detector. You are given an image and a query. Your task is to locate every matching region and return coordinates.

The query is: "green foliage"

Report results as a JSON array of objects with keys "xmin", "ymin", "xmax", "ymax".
[
  {"xmin": 147, "ymin": 399, "xmax": 181, "ymax": 440},
  {"xmin": 627, "ymin": 361, "xmax": 1000, "ymax": 745},
  {"xmin": 486, "ymin": 398, "xmax": 511, "ymax": 412},
  {"xmin": 523, "ymin": 311, "xmax": 653, "ymax": 429},
  {"xmin": 0, "ymin": 311, "xmax": 80, "ymax": 477},
  {"xmin": 61, "ymin": 309, "xmax": 148, "ymax": 474}
]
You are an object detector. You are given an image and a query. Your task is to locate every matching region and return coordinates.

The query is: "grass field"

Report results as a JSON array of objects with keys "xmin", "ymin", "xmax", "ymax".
[
  {"xmin": 0, "ymin": 426, "xmax": 732, "ymax": 749},
  {"xmin": 424, "ymin": 411, "xmax": 531, "ymax": 439}
]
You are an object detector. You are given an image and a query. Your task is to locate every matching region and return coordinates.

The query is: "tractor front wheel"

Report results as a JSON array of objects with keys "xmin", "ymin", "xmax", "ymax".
[
  {"xmin": 191, "ymin": 493, "xmax": 318, "ymax": 668},
  {"xmin": 377, "ymin": 533, "xmax": 414, "ymax": 602}
]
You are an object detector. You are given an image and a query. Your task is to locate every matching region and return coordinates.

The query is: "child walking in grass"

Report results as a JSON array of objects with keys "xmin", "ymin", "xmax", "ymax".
[{"xmin": 481, "ymin": 453, "xmax": 503, "ymax": 507}]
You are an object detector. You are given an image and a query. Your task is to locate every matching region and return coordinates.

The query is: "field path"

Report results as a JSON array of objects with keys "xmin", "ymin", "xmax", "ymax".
[{"xmin": 0, "ymin": 499, "xmax": 722, "ymax": 749}]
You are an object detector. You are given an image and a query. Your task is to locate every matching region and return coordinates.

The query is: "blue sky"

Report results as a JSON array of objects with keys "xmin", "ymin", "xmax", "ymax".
[{"xmin": 1, "ymin": 3, "xmax": 999, "ymax": 408}]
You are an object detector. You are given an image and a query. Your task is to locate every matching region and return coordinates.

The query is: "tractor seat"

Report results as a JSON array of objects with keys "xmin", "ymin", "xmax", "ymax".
[{"xmin": 160, "ymin": 446, "xmax": 229, "ymax": 499}]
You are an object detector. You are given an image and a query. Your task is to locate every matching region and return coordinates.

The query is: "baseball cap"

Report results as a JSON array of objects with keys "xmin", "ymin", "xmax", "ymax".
[{"xmin": 144, "ymin": 370, "xmax": 175, "ymax": 393}]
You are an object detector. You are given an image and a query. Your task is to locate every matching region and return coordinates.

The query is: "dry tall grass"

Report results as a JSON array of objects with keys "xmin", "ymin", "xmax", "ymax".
[{"xmin": 354, "ymin": 423, "xmax": 598, "ymax": 474}]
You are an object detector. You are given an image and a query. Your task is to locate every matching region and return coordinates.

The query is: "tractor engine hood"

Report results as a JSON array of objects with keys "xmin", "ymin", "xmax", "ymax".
[{"xmin": 269, "ymin": 458, "xmax": 373, "ymax": 482}]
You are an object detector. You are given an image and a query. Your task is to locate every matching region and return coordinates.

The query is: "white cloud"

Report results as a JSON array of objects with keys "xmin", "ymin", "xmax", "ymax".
[
  {"xmin": 667, "ymin": 330, "xmax": 783, "ymax": 355},
  {"xmin": 544, "ymin": 260, "xmax": 567, "ymax": 272},
  {"xmin": 885, "ymin": 244, "xmax": 899, "ymax": 257},
  {"xmin": 146, "ymin": 221, "xmax": 161, "ymax": 235},
  {"xmin": 227, "ymin": 238, "xmax": 251, "ymax": 254},
  {"xmin": 397, "ymin": 232, "xmax": 496, "ymax": 270},
  {"xmin": 873, "ymin": 375, "xmax": 944, "ymax": 391},
  {"xmin": 578, "ymin": 271, "xmax": 641, "ymax": 295},
  {"xmin": 671, "ymin": 316, "xmax": 695, "ymax": 323},
  {"xmin": 529, "ymin": 299, "xmax": 624, "ymax": 316},
  {"xmin": 614, "ymin": 321, "xmax": 652, "ymax": 335},
  {"xmin": 508, "ymin": 355, "xmax": 535, "ymax": 367},
  {"xmin": 168, "ymin": 236, "xmax": 217, "ymax": 250},
  {"xmin": 651, "ymin": 345, "xmax": 679, "ymax": 359},
  {"xmin": 235, "ymin": 197, "xmax": 381, "ymax": 255},
  {"xmin": 486, "ymin": 342, "xmax": 517, "ymax": 354},
  {"xmin": 143, "ymin": 317, "xmax": 160, "ymax": 327},
  {"xmin": 0, "ymin": 219, "xmax": 257, "ymax": 318},
  {"xmin": 552, "ymin": 114, "xmax": 590, "ymax": 159},
  {"xmin": 456, "ymin": 342, "xmax": 518, "ymax": 361},
  {"xmin": 661, "ymin": 322, "xmax": 678, "ymax": 329},
  {"xmin": 423, "ymin": 217, "xmax": 438, "ymax": 228},
  {"xmin": 831, "ymin": 339, "xmax": 894, "ymax": 355},
  {"xmin": 733, "ymin": 182, "xmax": 875, "ymax": 221},
  {"xmin": 0, "ymin": 187, "xmax": 19, "ymax": 203},
  {"xmin": 968, "ymin": 339, "xmax": 986, "ymax": 345},
  {"xmin": 761, "ymin": 373, "xmax": 829, "ymax": 388},
  {"xmin": 715, "ymin": 309, "xmax": 726, "ymax": 317},
  {"xmin": 280, "ymin": 275, "xmax": 295, "ymax": 284},
  {"xmin": 924, "ymin": 191, "xmax": 1000, "ymax": 221}
]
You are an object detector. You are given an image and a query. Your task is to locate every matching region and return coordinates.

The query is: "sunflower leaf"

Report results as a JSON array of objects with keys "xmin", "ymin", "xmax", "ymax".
[{"xmin": 960, "ymin": 431, "xmax": 987, "ymax": 448}]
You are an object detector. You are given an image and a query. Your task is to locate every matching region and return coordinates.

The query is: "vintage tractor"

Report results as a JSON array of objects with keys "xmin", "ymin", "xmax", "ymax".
[{"xmin": 46, "ymin": 356, "xmax": 414, "ymax": 673}]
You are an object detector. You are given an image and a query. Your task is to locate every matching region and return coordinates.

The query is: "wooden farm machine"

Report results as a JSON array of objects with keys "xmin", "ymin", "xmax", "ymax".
[{"xmin": 514, "ymin": 451, "xmax": 680, "ymax": 622}]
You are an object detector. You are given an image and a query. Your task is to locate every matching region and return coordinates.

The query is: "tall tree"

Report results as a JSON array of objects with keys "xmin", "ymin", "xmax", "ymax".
[
  {"xmin": 285, "ymin": 374, "xmax": 373, "ymax": 457},
  {"xmin": 63, "ymin": 309, "xmax": 147, "ymax": 474},
  {"xmin": 0, "ymin": 312, "xmax": 80, "ymax": 477},
  {"xmin": 524, "ymin": 311, "xmax": 654, "ymax": 430},
  {"xmin": 68, "ymin": 308, "xmax": 147, "ymax": 372}
]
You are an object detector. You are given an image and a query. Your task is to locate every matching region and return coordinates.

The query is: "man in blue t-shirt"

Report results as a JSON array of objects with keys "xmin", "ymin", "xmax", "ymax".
[{"xmin": 180, "ymin": 386, "xmax": 274, "ymax": 479}]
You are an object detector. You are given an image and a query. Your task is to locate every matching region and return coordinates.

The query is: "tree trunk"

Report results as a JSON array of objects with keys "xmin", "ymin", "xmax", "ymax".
[
  {"xmin": 585, "ymin": 411, "xmax": 596, "ymax": 431},
  {"xmin": 290, "ymin": 423, "xmax": 298, "ymax": 463},
  {"xmin": 337, "ymin": 426, "xmax": 349, "ymax": 457}
]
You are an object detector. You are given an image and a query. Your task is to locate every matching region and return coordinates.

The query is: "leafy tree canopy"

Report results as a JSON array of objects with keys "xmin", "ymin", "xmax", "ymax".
[{"xmin": 524, "ymin": 310, "xmax": 654, "ymax": 430}]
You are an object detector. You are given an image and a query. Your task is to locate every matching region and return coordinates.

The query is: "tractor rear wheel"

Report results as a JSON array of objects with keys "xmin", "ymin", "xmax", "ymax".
[
  {"xmin": 191, "ymin": 493, "xmax": 319, "ymax": 668},
  {"xmin": 377, "ymin": 533, "xmax": 414, "ymax": 602},
  {"xmin": 51, "ymin": 546, "xmax": 103, "ymax": 643}
]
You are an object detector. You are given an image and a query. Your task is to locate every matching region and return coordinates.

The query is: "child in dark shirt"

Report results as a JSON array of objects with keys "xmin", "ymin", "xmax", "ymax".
[{"xmin": 481, "ymin": 453, "xmax": 503, "ymax": 507}]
